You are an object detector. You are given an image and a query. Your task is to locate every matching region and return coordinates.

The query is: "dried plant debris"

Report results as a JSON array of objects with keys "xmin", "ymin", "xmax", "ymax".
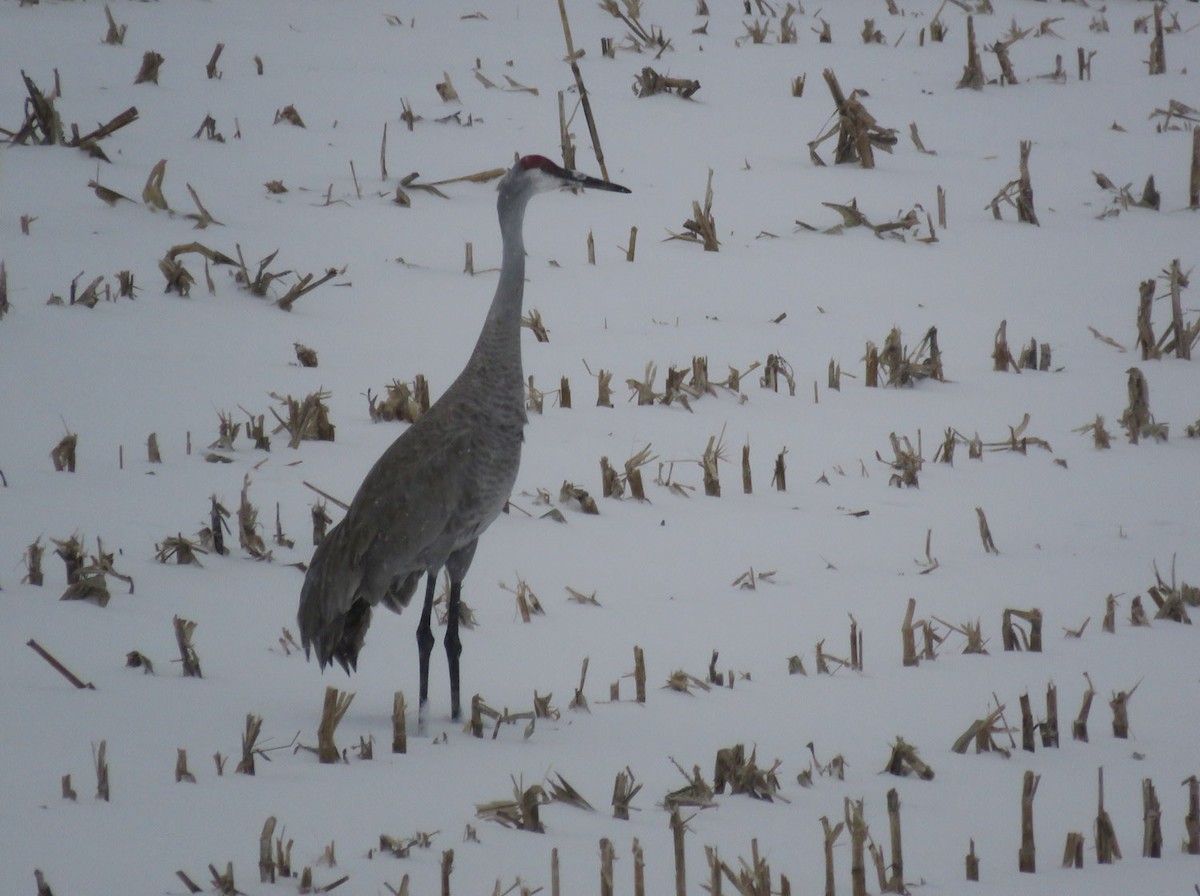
[
  {"xmin": 270, "ymin": 390, "xmax": 335, "ymax": 448},
  {"xmin": 599, "ymin": 0, "xmax": 671, "ymax": 53},
  {"xmin": 632, "ymin": 67, "xmax": 700, "ymax": 98},
  {"xmin": 1002, "ymin": 607, "xmax": 1042, "ymax": 650},
  {"xmin": 957, "ymin": 15, "xmax": 986, "ymax": 90},
  {"xmin": 9, "ymin": 70, "xmax": 138, "ymax": 157},
  {"xmin": 1147, "ymin": 556, "xmax": 1198, "ymax": 623},
  {"xmin": 795, "ymin": 197, "xmax": 934, "ymax": 242},
  {"xmin": 103, "ymin": 5, "xmax": 128, "ymax": 44},
  {"xmin": 142, "ymin": 158, "xmax": 170, "ymax": 210},
  {"xmin": 760, "ymin": 353, "xmax": 795, "ymax": 394},
  {"xmin": 238, "ymin": 474, "xmax": 271, "ymax": 560},
  {"xmin": 878, "ymin": 432, "xmax": 923, "ymax": 488},
  {"xmin": 433, "ymin": 575, "xmax": 477, "ymax": 630},
  {"xmin": 992, "ymin": 320, "xmax": 1055, "ymax": 372},
  {"xmin": 174, "ymin": 615, "xmax": 202, "ymax": 678},
  {"xmin": 1141, "ymin": 259, "xmax": 1198, "ymax": 360},
  {"xmin": 655, "ymin": 460, "xmax": 696, "ymax": 498},
  {"xmin": 23, "ymin": 537, "xmax": 45, "ymax": 586},
  {"xmin": 559, "ymin": 481, "xmax": 599, "ymax": 514},
  {"xmin": 883, "ymin": 736, "xmax": 935, "ymax": 780},
  {"xmin": 198, "ymin": 495, "xmax": 234, "ymax": 555},
  {"xmin": 666, "ymin": 168, "xmax": 719, "ymax": 251},
  {"xmin": 1093, "ymin": 171, "xmax": 1160, "ymax": 216},
  {"xmin": 806, "ymin": 743, "xmax": 847, "ymax": 781},
  {"xmin": 1150, "ymin": 99, "xmax": 1200, "ymax": 131},
  {"xmin": 46, "ymin": 270, "xmax": 125, "ymax": 308},
  {"xmin": 931, "ymin": 616, "xmax": 989, "ymax": 654},
  {"xmin": 126, "ymin": 651, "xmax": 155, "ymax": 674},
  {"xmin": 1119, "ymin": 367, "xmax": 1168, "ymax": 443},
  {"xmin": 662, "ymin": 758, "xmax": 716, "ymax": 811},
  {"xmin": 626, "ymin": 361, "xmax": 662, "ymax": 406},
  {"xmin": 234, "ymin": 245, "xmax": 338, "ymax": 309},
  {"xmin": 378, "ymin": 830, "xmax": 439, "ymax": 858},
  {"xmin": 134, "ymin": 51, "xmax": 165, "ymax": 85},
  {"xmin": 663, "ymin": 669, "xmax": 712, "ymax": 695},
  {"xmin": 942, "ymin": 414, "xmax": 1053, "ymax": 459},
  {"xmin": 569, "ymin": 656, "xmax": 591, "ymax": 712},
  {"xmin": 179, "ymin": 183, "xmax": 223, "ymax": 229},
  {"xmin": 475, "ymin": 777, "xmax": 547, "ymax": 832},
  {"xmin": 473, "ymin": 66, "xmax": 538, "ymax": 95},
  {"xmin": 809, "ymin": 69, "xmax": 897, "ymax": 168},
  {"xmin": 713, "ymin": 744, "xmax": 786, "ymax": 802},
  {"xmin": 50, "ymin": 430, "xmax": 78, "ymax": 471},
  {"xmin": 611, "ymin": 767, "xmax": 642, "ymax": 819},
  {"xmin": 308, "ymin": 686, "xmax": 354, "ymax": 763},
  {"xmin": 273, "ymin": 105, "xmax": 305, "ymax": 127},
  {"xmin": 208, "ymin": 410, "xmax": 241, "ymax": 453},
  {"xmin": 0, "ymin": 260, "xmax": 8, "ymax": 319},
  {"xmin": 565, "ymin": 586, "xmax": 601, "ymax": 606},
  {"xmin": 159, "ymin": 242, "xmax": 237, "ymax": 296},
  {"xmin": 55, "ymin": 535, "xmax": 133, "ymax": 604},
  {"xmin": 368, "ymin": 377, "xmax": 429, "ymax": 423},
  {"xmin": 435, "ymin": 71, "xmax": 460, "ymax": 103},
  {"xmin": 501, "ymin": 577, "xmax": 544, "ymax": 623},
  {"xmin": 53, "ymin": 533, "xmax": 87, "ymax": 583},
  {"xmin": 951, "ymin": 701, "xmax": 1012, "ymax": 757},
  {"xmin": 989, "ymin": 140, "xmax": 1038, "ymax": 225},
  {"xmin": 547, "ymin": 772, "xmax": 595, "ymax": 811},
  {"xmin": 293, "ymin": 342, "xmax": 319, "ymax": 367},
  {"xmin": 731, "ymin": 567, "xmax": 777, "ymax": 590},
  {"xmin": 866, "ymin": 326, "xmax": 944, "ymax": 387}
]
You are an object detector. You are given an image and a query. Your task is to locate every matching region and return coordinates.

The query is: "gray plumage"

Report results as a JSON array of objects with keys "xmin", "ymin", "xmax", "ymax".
[{"xmin": 298, "ymin": 154, "xmax": 629, "ymax": 720}]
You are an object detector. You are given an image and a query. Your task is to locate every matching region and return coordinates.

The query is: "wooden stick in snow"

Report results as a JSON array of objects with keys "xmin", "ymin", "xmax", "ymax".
[
  {"xmin": 318, "ymin": 686, "xmax": 354, "ymax": 763},
  {"xmin": 556, "ymin": 0, "xmax": 610, "ymax": 180},
  {"xmin": 1183, "ymin": 775, "xmax": 1200, "ymax": 854},
  {"xmin": 1018, "ymin": 770, "xmax": 1039, "ymax": 872},
  {"xmin": 600, "ymin": 839, "xmax": 615, "ymax": 896},
  {"xmin": 1143, "ymin": 778, "xmax": 1163, "ymax": 858},
  {"xmin": 957, "ymin": 16, "xmax": 985, "ymax": 89},
  {"xmin": 259, "ymin": 816, "xmax": 277, "ymax": 883},
  {"xmin": 27, "ymin": 639, "xmax": 94, "ymax": 689},
  {"xmin": 393, "ymin": 691, "xmax": 407, "ymax": 753},
  {"xmin": 1190, "ymin": 129, "xmax": 1200, "ymax": 209},
  {"xmin": 887, "ymin": 788, "xmax": 904, "ymax": 892},
  {"xmin": 94, "ymin": 739, "xmax": 110, "ymax": 801},
  {"xmin": 1095, "ymin": 766, "xmax": 1122, "ymax": 863},
  {"xmin": 670, "ymin": 809, "xmax": 688, "ymax": 896}
]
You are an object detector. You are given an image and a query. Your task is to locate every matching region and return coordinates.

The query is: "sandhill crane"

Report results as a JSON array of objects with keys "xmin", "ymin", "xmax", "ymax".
[{"xmin": 298, "ymin": 154, "xmax": 630, "ymax": 722}]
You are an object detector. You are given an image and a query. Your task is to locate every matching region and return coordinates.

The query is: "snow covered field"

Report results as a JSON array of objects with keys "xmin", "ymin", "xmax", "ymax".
[{"xmin": 1, "ymin": 1, "xmax": 1199, "ymax": 893}]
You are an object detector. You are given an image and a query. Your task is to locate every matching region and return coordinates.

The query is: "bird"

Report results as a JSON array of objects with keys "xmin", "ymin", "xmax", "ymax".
[{"xmin": 298, "ymin": 154, "xmax": 630, "ymax": 722}]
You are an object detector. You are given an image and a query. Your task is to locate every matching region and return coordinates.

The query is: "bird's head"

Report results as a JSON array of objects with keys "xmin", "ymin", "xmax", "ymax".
[{"xmin": 504, "ymin": 154, "xmax": 631, "ymax": 198}]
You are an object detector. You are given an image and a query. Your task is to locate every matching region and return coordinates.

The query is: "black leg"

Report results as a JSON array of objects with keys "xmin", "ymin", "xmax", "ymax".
[
  {"xmin": 444, "ymin": 579, "xmax": 463, "ymax": 721},
  {"xmin": 416, "ymin": 574, "xmax": 437, "ymax": 717}
]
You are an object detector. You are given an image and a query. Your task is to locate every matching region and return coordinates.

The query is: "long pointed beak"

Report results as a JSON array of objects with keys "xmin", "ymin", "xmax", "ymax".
[{"xmin": 564, "ymin": 169, "xmax": 631, "ymax": 194}]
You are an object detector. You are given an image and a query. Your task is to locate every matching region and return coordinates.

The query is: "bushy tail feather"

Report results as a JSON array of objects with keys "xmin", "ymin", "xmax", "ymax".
[{"xmin": 298, "ymin": 521, "xmax": 370, "ymax": 672}]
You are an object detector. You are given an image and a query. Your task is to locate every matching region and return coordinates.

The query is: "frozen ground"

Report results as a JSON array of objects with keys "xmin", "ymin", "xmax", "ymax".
[{"xmin": 1, "ymin": 1, "xmax": 1199, "ymax": 894}]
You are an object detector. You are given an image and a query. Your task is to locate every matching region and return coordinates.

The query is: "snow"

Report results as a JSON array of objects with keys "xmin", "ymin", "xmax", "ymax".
[{"xmin": 1, "ymin": 1, "xmax": 1199, "ymax": 894}]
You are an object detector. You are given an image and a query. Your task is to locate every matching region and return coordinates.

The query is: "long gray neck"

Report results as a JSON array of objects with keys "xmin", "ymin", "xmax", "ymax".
[{"xmin": 454, "ymin": 186, "xmax": 529, "ymax": 419}]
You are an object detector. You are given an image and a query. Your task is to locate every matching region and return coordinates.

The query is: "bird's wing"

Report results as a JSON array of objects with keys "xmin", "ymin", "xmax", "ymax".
[
  {"xmin": 342, "ymin": 419, "xmax": 475, "ymax": 571},
  {"xmin": 298, "ymin": 423, "xmax": 474, "ymax": 669},
  {"xmin": 300, "ymin": 421, "xmax": 470, "ymax": 626}
]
